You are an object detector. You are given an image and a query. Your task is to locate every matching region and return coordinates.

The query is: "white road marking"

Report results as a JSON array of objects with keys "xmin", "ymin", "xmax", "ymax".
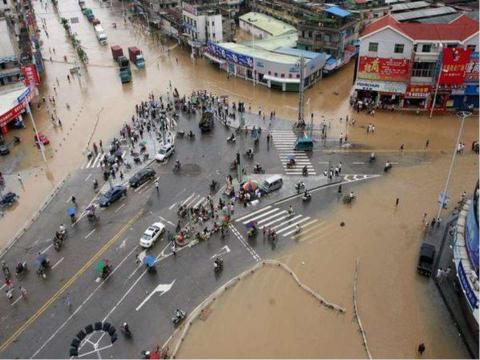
[
  {"xmin": 260, "ymin": 213, "xmax": 292, "ymax": 229},
  {"xmin": 241, "ymin": 208, "xmax": 280, "ymax": 224},
  {"xmin": 84, "ymin": 229, "xmax": 96, "ymax": 239},
  {"xmin": 84, "ymin": 174, "xmax": 92, "ymax": 182},
  {"xmin": 135, "ymin": 280, "xmax": 176, "ymax": 311},
  {"xmin": 91, "ymin": 154, "xmax": 102, "ymax": 168},
  {"xmin": 168, "ymin": 202, "xmax": 177, "ymax": 210},
  {"xmin": 271, "ymin": 214, "xmax": 303, "ymax": 230},
  {"xmin": 40, "ymin": 244, "xmax": 52, "ymax": 254},
  {"xmin": 210, "ymin": 245, "xmax": 231, "ymax": 259},
  {"xmin": 276, "ymin": 217, "xmax": 311, "ymax": 234},
  {"xmin": 296, "ymin": 223, "xmax": 337, "ymax": 243},
  {"xmin": 51, "ymin": 257, "xmax": 64, "ymax": 269},
  {"xmin": 229, "ymin": 225, "xmax": 261, "ymax": 262},
  {"xmin": 318, "ymin": 161, "xmax": 330, "ymax": 164},
  {"xmin": 193, "ymin": 196, "xmax": 205, "ymax": 208},
  {"xmin": 185, "ymin": 194, "xmax": 199, "ymax": 208},
  {"xmin": 288, "ymin": 219, "xmax": 321, "ymax": 238},
  {"xmin": 235, "ymin": 205, "xmax": 272, "ymax": 222},
  {"xmin": 11, "ymin": 295, "xmax": 24, "ymax": 306},
  {"xmin": 114, "ymin": 203, "xmax": 126, "ymax": 213},
  {"xmin": 181, "ymin": 193, "xmax": 195, "ymax": 206},
  {"xmin": 78, "ymin": 344, "xmax": 113, "ymax": 358},
  {"xmin": 134, "ymin": 180, "xmax": 152, "ymax": 193},
  {"xmin": 257, "ymin": 210, "xmax": 288, "ymax": 224},
  {"xmin": 31, "ymin": 246, "xmax": 138, "ymax": 358},
  {"xmin": 352, "ymin": 161, "xmax": 366, "ymax": 165},
  {"xmin": 159, "ymin": 215, "xmax": 175, "ymax": 227}
]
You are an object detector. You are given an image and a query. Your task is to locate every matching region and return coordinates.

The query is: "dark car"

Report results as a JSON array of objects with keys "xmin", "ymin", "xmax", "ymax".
[
  {"xmin": 417, "ymin": 243, "xmax": 435, "ymax": 277},
  {"xmin": 0, "ymin": 192, "xmax": 17, "ymax": 208},
  {"xmin": 98, "ymin": 185, "xmax": 127, "ymax": 207},
  {"xmin": 129, "ymin": 167, "xmax": 156, "ymax": 188},
  {"xmin": 0, "ymin": 144, "xmax": 10, "ymax": 156},
  {"xmin": 10, "ymin": 119, "xmax": 26, "ymax": 129}
]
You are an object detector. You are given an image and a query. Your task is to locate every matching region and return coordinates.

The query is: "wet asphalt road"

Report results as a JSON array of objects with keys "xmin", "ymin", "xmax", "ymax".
[{"xmin": 0, "ymin": 109, "xmax": 430, "ymax": 358}]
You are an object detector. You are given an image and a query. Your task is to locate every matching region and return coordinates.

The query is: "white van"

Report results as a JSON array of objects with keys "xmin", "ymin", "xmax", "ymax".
[
  {"xmin": 260, "ymin": 175, "xmax": 283, "ymax": 194},
  {"xmin": 94, "ymin": 25, "xmax": 107, "ymax": 45}
]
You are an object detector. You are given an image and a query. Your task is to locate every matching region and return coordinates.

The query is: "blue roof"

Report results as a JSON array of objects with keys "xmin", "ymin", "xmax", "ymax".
[
  {"xmin": 274, "ymin": 47, "xmax": 326, "ymax": 60},
  {"xmin": 325, "ymin": 6, "xmax": 351, "ymax": 18}
]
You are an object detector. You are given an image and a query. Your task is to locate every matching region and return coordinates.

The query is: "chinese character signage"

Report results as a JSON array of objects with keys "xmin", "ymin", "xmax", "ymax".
[
  {"xmin": 457, "ymin": 261, "xmax": 478, "ymax": 310},
  {"xmin": 21, "ymin": 64, "xmax": 40, "ymax": 87},
  {"xmin": 405, "ymin": 85, "xmax": 431, "ymax": 98},
  {"xmin": 465, "ymin": 51, "xmax": 479, "ymax": 84},
  {"xmin": 358, "ymin": 57, "xmax": 410, "ymax": 82},
  {"xmin": 207, "ymin": 41, "xmax": 254, "ymax": 69},
  {"xmin": 439, "ymin": 48, "xmax": 472, "ymax": 85}
]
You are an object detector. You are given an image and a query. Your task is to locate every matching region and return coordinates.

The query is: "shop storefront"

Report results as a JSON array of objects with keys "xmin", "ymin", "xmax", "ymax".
[
  {"xmin": 354, "ymin": 79, "xmax": 407, "ymax": 107},
  {"xmin": 404, "ymin": 84, "xmax": 431, "ymax": 109}
]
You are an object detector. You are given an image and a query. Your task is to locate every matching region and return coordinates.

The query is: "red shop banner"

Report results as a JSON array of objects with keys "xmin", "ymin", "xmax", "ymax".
[
  {"xmin": 21, "ymin": 64, "xmax": 40, "ymax": 87},
  {"xmin": 358, "ymin": 57, "xmax": 410, "ymax": 82},
  {"xmin": 405, "ymin": 84, "xmax": 432, "ymax": 98},
  {"xmin": 439, "ymin": 48, "xmax": 472, "ymax": 85}
]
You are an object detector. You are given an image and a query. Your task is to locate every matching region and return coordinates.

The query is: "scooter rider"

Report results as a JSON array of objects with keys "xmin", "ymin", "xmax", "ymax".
[
  {"xmin": 349, "ymin": 191, "xmax": 355, "ymax": 200},
  {"xmin": 175, "ymin": 160, "xmax": 181, "ymax": 169},
  {"xmin": 2, "ymin": 261, "xmax": 10, "ymax": 279},
  {"xmin": 302, "ymin": 165, "xmax": 308, "ymax": 176},
  {"xmin": 369, "ymin": 152, "xmax": 376, "ymax": 162},
  {"xmin": 93, "ymin": 178, "xmax": 99, "ymax": 191},
  {"xmin": 122, "ymin": 322, "xmax": 132, "ymax": 336},
  {"xmin": 16, "ymin": 262, "xmax": 25, "ymax": 275},
  {"xmin": 303, "ymin": 189, "xmax": 311, "ymax": 199},
  {"xmin": 288, "ymin": 205, "xmax": 294, "ymax": 216}
]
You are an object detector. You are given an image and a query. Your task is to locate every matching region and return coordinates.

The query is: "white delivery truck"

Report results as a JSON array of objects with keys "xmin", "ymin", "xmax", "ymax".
[{"xmin": 94, "ymin": 25, "xmax": 107, "ymax": 45}]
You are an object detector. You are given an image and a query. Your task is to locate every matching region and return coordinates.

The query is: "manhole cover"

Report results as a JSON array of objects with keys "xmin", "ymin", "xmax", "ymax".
[{"xmin": 179, "ymin": 163, "xmax": 202, "ymax": 176}]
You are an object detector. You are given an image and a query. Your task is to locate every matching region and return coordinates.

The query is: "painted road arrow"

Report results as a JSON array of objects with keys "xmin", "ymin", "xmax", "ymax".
[{"xmin": 136, "ymin": 280, "xmax": 176, "ymax": 311}]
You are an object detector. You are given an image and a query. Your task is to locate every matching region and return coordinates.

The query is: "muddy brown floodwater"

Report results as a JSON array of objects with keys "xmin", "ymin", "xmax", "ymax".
[{"xmin": 0, "ymin": 1, "xmax": 478, "ymax": 357}]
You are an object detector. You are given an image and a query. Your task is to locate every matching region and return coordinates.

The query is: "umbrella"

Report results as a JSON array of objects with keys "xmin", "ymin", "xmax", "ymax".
[
  {"xmin": 242, "ymin": 180, "xmax": 258, "ymax": 193},
  {"xmin": 67, "ymin": 207, "xmax": 76, "ymax": 217},
  {"xmin": 143, "ymin": 255, "xmax": 156, "ymax": 267},
  {"xmin": 115, "ymin": 149, "xmax": 123, "ymax": 157},
  {"xmin": 34, "ymin": 254, "xmax": 47, "ymax": 269},
  {"xmin": 96, "ymin": 260, "xmax": 107, "ymax": 273}
]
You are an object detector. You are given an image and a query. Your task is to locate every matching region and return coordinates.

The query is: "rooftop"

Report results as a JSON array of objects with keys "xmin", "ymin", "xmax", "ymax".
[
  {"xmin": 0, "ymin": 19, "xmax": 16, "ymax": 60},
  {"xmin": 239, "ymin": 12, "xmax": 297, "ymax": 37},
  {"xmin": 241, "ymin": 32, "xmax": 298, "ymax": 51},
  {"xmin": 360, "ymin": 14, "xmax": 479, "ymax": 41},
  {"xmin": 392, "ymin": 6, "xmax": 457, "ymax": 22},
  {"xmin": 324, "ymin": 5, "xmax": 353, "ymax": 18},
  {"xmin": 217, "ymin": 42, "xmax": 302, "ymax": 64},
  {"xmin": 391, "ymin": 1, "xmax": 429, "ymax": 12}
]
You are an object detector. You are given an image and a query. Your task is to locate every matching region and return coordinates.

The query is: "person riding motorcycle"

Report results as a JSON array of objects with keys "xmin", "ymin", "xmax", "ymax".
[
  {"xmin": 295, "ymin": 224, "xmax": 302, "ymax": 234},
  {"xmin": 93, "ymin": 178, "xmax": 99, "ymax": 191},
  {"xmin": 349, "ymin": 191, "xmax": 355, "ymax": 200},
  {"xmin": 16, "ymin": 262, "xmax": 25, "ymax": 275},
  {"xmin": 175, "ymin": 160, "xmax": 181, "ymax": 170},
  {"xmin": 214, "ymin": 257, "xmax": 223, "ymax": 271},
  {"xmin": 303, "ymin": 189, "xmax": 311, "ymax": 199},
  {"xmin": 288, "ymin": 205, "xmax": 294, "ymax": 216},
  {"xmin": 188, "ymin": 130, "xmax": 194, "ymax": 138},
  {"xmin": 302, "ymin": 165, "xmax": 308, "ymax": 176},
  {"xmin": 59, "ymin": 224, "xmax": 66, "ymax": 235},
  {"xmin": 227, "ymin": 133, "xmax": 235, "ymax": 142},
  {"xmin": 254, "ymin": 163, "xmax": 263, "ymax": 172},
  {"xmin": 2, "ymin": 261, "xmax": 10, "ymax": 279},
  {"xmin": 369, "ymin": 152, "xmax": 376, "ymax": 162},
  {"xmin": 246, "ymin": 148, "xmax": 253, "ymax": 158},
  {"xmin": 122, "ymin": 322, "xmax": 132, "ymax": 336},
  {"xmin": 295, "ymin": 181, "xmax": 305, "ymax": 193}
]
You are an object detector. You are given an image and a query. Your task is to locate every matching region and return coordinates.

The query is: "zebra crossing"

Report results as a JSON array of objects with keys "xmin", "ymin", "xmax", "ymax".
[
  {"xmin": 270, "ymin": 130, "xmax": 316, "ymax": 175},
  {"xmin": 80, "ymin": 151, "xmax": 127, "ymax": 169},
  {"xmin": 178, "ymin": 192, "xmax": 209, "ymax": 209},
  {"xmin": 235, "ymin": 205, "xmax": 332, "ymax": 238}
]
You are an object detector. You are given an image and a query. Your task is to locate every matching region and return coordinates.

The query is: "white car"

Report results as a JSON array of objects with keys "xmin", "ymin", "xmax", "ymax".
[
  {"xmin": 155, "ymin": 144, "xmax": 175, "ymax": 162},
  {"xmin": 139, "ymin": 222, "xmax": 165, "ymax": 248}
]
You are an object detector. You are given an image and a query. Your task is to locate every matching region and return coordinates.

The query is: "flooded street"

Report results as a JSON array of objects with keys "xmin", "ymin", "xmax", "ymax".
[{"xmin": 0, "ymin": 0, "xmax": 477, "ymax": 358}]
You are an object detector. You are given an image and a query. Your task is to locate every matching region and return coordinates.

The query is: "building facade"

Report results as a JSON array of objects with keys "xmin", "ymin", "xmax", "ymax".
[{"xmin": 353, "ymin": 15, "xmax": 479, "ymax": 111}]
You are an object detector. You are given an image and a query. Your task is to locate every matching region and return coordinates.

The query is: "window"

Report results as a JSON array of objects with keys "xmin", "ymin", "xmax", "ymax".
[
  {"xmin": 422, "ymin": 44, "xmax": 432, "ymax": 53},
  {"xmin": 447, "ymin": 43, "xmax": 458, "ymax": 48},
  {"xmin": 296, "ymin": 74, "xmax": 300, "ymax": 78},
  {"xmin": 289, "ymin": 74, "xmax": 292, "ymax": 78},
  {"xmin": 412, "ymin": 62, "xmax": 436, "ymax": 77},
  {"xmin": 274, "ymin": 72, "xmax": 278, "ymax": 77},
  {"xmin": 281, "ymin": 73, "xmax": 285, "ymax": 78},
  {"xmin": 394, "ymin": 43, "xmax": 404, "ymax": 54},
  {"xmin": 368, "ymin": 42, "xmax": 378, "ymax": 52},
  {"xmin": 268, "ymin": 71, "xmax": 271, "ymax": 75},
  {"xmin": 467, "ymin": 44, "xmax": 476, "ymax": 52},
  {"xmin": 212, "ymin": 21, "xmax": 215, "ymax": 26},
  {"xmin": 413, "ymin": 44, "xmax": 418, "ymax": 52}
]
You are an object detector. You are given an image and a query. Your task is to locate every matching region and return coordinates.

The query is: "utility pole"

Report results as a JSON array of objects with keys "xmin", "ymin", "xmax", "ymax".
[
  {"xmin": 436, "ymin": 111, "xmax": 472, "ymax": 219},
  {"xmin": 296, "ymin": 55, "xmax": 305, "ymax": 128},
  {"xmin": 27, "ymin": 102, "xmax": 47, "ymax": 163}
]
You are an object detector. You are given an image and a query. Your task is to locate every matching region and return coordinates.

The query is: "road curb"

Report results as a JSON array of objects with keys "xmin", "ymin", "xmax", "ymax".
[{"xmin": 0, "ymin": 172, "xmax": 71, "ymax": 259}]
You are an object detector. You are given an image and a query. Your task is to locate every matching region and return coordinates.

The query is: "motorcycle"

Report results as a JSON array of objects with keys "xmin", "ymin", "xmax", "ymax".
[
  {"xmin": 226, "ymin": 134, "xmax": 236, "ymax": 143},
  {"xmin": 244, "ymin": 149, "xmax": 254, "ymax": 160},
  {"xmin": 302, "ymin": 192, "xmax": 311, "ymax": 201},
  {"xmin": 210, "ymin": 180, "xmax": 217, "ymax": 192},
  {"xmin": 187, "ymin": 131, "xmax": 195, "ymax": 139},
  {"xmin": 121, "ymin": 323, "xmax": 132, "ymax": 338},
  {"xmin": 0, "ymin": 192, "xmax": 18, "ymax": 209},
  {"xmin": 384, "ymin": 162, "xmax": 392, "ymax": 172},
  {"xmin": 172, "ymin": 309, "xmax": 186, "ymax": 326},
  {"xmin": 369, "ymin": 153, "xmax": 376, "ymax": 163},
  {"xmin": 253, "ymin": 165, "xmax": 264, "ymax": 174},
  {"xmin": 343, "ymin": 194, "xmax": 356, "ymax": 204},
  {"xmin": 213, "ymin": 257, "xmax": 223, "ymax": 273},
  {"xmin": 302, "ymin": 166, "xmax": 308, "ymax": 177},
  {"xmin": 15, "ymin": 261, "xmax": 28, "ymax": 278},
  {"xmin": 295, "ymin": 182, "xmax": 305, "ymax": 194},
  {"xmin": 53, "ymin": 234, "xmax": 63, "ymax": 251},
  {"xmin": 174, "ymin": 161, "xmax": 181, "ymax": 172},
  {"xmin": 35, "ymin": 255, "xmax": 50, "ymax": 278}
]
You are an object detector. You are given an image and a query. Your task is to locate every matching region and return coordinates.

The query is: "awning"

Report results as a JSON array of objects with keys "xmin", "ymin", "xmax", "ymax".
[
  {"xmin": 325, "ymin": 6, "xmax": 352, "ymax": 18},
  {"xmin": 263, "ymin": 74, "xmax": 300, "ymax": 84},
  {"xmin": 0, "ymin": 85, "xmax": 34, "ymax": 127},
  {"xmin": 204, "ymin": 52, "xmax": 225, "ymax": 64}
]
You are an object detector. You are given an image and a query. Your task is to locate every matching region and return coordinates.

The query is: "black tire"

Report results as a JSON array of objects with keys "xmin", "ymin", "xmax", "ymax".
[{"xmin": 106, "ymin": 201, "xmax": 110, "ymax": 206}]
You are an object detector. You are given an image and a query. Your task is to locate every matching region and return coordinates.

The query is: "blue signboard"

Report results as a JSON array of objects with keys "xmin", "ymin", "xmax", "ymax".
[
  {"xmin": 207, "ymin": 41, "xmax": 253, "ymax": 69},
  {"xmin": 465, "ymin": 205, "xmax": 479, "ymax": 271},
  {"xmin": 457, "ymin": 261, "xmax": 478, "ymax": 310}
]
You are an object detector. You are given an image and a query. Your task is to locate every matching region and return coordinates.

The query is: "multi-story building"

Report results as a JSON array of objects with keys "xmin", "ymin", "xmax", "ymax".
[
  {"xmin": 353, "ymin": 14, "xmax": 479, "ymax": 111},
  {"xmin": 0, "ymin": 18, "xmax": 21, "ymax": 87},
  {"xmin": 181, "ymin": 0, "xmax": 235, "ymax": 55}
]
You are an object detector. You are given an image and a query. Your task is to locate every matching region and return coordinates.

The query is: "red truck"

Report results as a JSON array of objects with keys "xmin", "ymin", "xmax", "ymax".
[
  {"xmin": 128, "ymin": 47, "xmax": 145, "ymax": 69},
  {"xmin": 111, "ymin": 45, "xmax": 123, "ymax": 61}
]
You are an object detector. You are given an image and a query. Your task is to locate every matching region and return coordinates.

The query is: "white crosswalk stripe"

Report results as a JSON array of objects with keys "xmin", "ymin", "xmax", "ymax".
[
  {"xmin": 290, "ymin": 221, "xmax": 337, "ymax": 242},
  {"xmin": 271, "ymin": 130, "xmax": 316, "ymax": 175},
  {"xmin": 236, "ymin": 206, "xmax": 321, "ymax": 237},
  {"xmin": 81, "ymin": 150, "xmax": 129, "ymax": 169}
]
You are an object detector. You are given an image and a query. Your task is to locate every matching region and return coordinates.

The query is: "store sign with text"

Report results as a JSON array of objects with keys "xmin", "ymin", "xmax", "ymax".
[
  {"xmin": 358, "ymin": 57, "xmax": 410, "ymax": 82},
  {"xmin": 21, "ymin": 64, "xmax": 40, "ymax": 87},
  {"xmin": 405, "ymin": 85, "xmax": 431, "ymax": 98},
  {"xmin": 355, "ymin": 79, "xmax": 407, "ymax": 94},
  {"xmin": 439, "ymin": 48, "xmax": 472, "ymax": 85},
  {"xmin": 465, "ymin": 51, "xmax": 479, "ymax": 83},
  {"xmin": 0, "ymin": 86, "xmax": 34, "ymax": 127},
  {"xmin": 207, "ymin": 42, "xmax": 253, "ymax": 69}
]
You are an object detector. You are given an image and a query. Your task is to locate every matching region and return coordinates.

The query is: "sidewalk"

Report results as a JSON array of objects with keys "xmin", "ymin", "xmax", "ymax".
[{"xmin": 423, "ymin": 214, "xmax": 479, "ymax": 358}]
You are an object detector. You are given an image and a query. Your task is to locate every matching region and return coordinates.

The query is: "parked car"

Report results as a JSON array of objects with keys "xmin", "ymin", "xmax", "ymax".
[
  {"xmin": 0, "ymin": 143, "xmax": 10, "ymax": 156},
  {"xmin": 98, "ymin": 185, "xmax": 127, "ymax": 207},
  {"xmin": 34, "ymin": 133, "xmax": 50, "ymax": 147},
  {"xmin": 129, "ymin": 167, "xmax": 156, "ymax": 188},
  {"xmin": 139, "ymin": 222, "xmax": 165, "ymax": 248},
  {"xmin": 155, "ymin": 143, "xmax": 175, "ymax": 162},
  {"xmin": 417, "ymin": 243, "xmax": 435, "ymax": 277}
]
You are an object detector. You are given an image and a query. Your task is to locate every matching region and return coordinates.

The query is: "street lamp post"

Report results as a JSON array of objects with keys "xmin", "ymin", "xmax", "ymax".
[
  {"xmin": 436, "ymin": 111, "xmax": 472, "ymax": 220},
  {"xmin": 26, "ymin": 102, "xmax": 47, "ymax": 163},
  {"xmin": 429, "ymin": 44, "xmax": 444, "ymax": 118}
]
